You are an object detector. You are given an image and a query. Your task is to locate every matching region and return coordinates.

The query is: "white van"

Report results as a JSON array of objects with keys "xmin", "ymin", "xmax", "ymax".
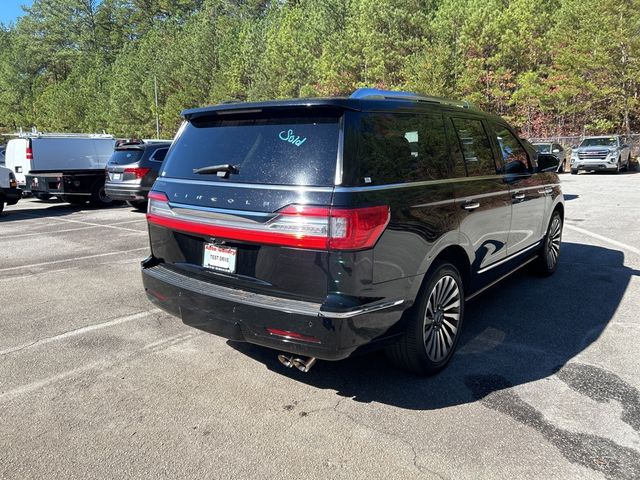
[{"xmin": 5, "ymin": 132, "xmax": 116, "ymax": 205}]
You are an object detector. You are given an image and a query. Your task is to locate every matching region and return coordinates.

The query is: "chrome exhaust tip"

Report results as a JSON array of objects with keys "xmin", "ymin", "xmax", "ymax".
[
  {"xmin": 277, "ymin": 354, "xmax": 295, "ymax": 368},
  {"xmin": 291, "ymin": 356, "xmax": 317, "ymax": 373}
]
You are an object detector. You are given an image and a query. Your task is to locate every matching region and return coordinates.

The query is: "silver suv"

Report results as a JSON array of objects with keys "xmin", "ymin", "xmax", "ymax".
[{"xmin": 570, "ymin": 135, "xmax": 631, "ymax": 174}]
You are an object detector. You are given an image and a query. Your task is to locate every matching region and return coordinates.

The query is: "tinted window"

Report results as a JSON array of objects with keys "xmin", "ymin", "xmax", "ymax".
[
  {"xmin": 150, "ymin": 147, "xmax": 168, "ymax": 162},
  {"xmin": 492, "ymin": 124, "xmax": 531, "ymax": 174},
  {"xmin": 109, "ymin": 149, "xmax": 144, "ymax": 165},
  {"xmin": 162, "ymin": 112, "xmax": 340, "ymax": 186},
  {"xmin": 535, "ymin": 144, "xmax": 551, "ymax": 153},
  {"xmin": 356, "ymin": 112, "xmax": 450, "ymax": 184},
  {"xmin": 450, "ymin": 117, "xmax": 497, "ymax": 176}
]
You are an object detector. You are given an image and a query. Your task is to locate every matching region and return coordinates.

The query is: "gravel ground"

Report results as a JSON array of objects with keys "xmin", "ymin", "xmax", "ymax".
[{"xmin": 0, "ymin": 169, "xmax": 639, "ymax": 480}]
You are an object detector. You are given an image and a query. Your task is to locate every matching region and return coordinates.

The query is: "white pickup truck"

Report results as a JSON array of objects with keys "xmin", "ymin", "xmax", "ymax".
[{"xmin": 0, "ymin": 165, "xmax": 21, "ymax": 214}]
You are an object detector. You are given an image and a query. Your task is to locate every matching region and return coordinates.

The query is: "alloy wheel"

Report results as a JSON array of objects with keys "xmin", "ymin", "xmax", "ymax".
[
  {"xmin": 546, "ymin": 215, "xmax": 562, "ymax": 270},
  {"xmin": 423, "ymin": 275, "xmax": 461, "ymax": 362}
]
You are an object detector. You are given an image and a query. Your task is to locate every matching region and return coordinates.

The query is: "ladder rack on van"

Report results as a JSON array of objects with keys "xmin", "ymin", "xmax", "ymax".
[{"xmin": 9, "ymin": 129, "xmax": 114, "ymax": 139}]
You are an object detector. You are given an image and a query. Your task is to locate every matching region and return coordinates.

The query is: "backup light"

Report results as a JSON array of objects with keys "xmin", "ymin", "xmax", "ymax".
[{"xmin": 146, "ymin": 192, "xmax": 390, "ymax": 251}]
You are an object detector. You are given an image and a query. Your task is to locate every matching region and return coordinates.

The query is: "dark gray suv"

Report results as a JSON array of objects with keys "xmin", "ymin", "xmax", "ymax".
[
  {"xmin": 141, "ymin": 88, "xmax": 564, "ymax": 375},
  {"xmin": 105, "ymin": 139, "xmax": 171, "ymax": 210}
]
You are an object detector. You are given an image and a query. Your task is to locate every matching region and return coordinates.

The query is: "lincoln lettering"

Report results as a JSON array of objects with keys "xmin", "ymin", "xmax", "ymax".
[{"xmin": 278, "ymin": 129, "xmax": 307, "ymax": 147}]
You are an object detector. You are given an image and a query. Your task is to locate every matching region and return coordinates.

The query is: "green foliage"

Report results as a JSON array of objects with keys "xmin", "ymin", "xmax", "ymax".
[{"xmin": 1, "ymin": 0, "xmax": 639, "ymax": 137}]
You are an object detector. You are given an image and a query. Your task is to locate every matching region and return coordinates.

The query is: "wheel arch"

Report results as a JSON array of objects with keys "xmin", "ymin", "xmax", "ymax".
[{"xmin": 425, "ymin": 244, "xmax": 472, "ymax": 292}]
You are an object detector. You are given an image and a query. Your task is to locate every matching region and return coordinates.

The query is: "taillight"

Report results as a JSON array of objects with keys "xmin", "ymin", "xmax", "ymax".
[
  {"xmin": 124, "ymin": 167, "xmax": 151, "ymax": 178},
  {"xmin": 26, "ymin": 146, "xmax": 33, "ymax": 160},
  {"xmin": 146, "ymin": 192, "xmax": 390, "ymax": 251}
]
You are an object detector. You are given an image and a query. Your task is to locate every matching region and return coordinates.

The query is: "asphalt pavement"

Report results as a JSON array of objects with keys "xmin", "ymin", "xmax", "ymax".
[{"xmin": 0, "ymin": 170, "xmax": 639, "ymax": 479}]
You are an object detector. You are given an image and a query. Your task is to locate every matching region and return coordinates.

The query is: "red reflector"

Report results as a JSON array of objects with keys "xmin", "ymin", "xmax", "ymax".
[
  {"xmin": 26, "ymin": 146, "xmax": 33, "ymax": 160},
  {"xmin": 124, "ymin": 167, "xmax": 151, "ymax": 178},
  {"xmin": 266, "ymin": 328, "xmax": 321, "ymax": 344}
]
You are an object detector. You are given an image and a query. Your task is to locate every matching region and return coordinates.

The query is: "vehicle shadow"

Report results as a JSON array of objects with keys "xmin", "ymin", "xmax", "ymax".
[
  {"xmin": 0, "ymin": 200, "xmax": 125, "ymax": 222},
  {"xmin": 229, "ymin": 242, "xmax": 638, "ymax": 410}
]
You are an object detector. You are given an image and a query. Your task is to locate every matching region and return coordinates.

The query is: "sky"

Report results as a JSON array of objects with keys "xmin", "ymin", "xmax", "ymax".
[{"xmin": 0, "ymin": 1, "xmax": 33, "ymax": 26}]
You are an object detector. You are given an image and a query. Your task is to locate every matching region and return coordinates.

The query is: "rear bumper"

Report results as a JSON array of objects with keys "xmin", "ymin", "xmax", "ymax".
[
  {"xmin": 26, "ymin": 172, "xmax": 102, "ymax": 195},
  {"xmin": 105, "ymin": 182, "xmax": 149, "ymax": 202},
  {"xmin": 141, "ymin": 262, "xmax": 406, "ymax": 361},
  {"xmin": 1, "ymin": 187, "xmax": 22, "ymax": 205}
]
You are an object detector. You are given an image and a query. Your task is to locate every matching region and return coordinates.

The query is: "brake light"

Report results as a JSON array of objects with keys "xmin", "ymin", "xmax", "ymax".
[
  {"xmin": 124, "ymin": 167, "xmax": 151, "ymax": 178},
  {"xmin": 146, "ymin": 192, "xmax": 390, "ymax": 251},
  {"xmin": 26, "ymin": 146, "xmax": 33, "ymax": 160}
]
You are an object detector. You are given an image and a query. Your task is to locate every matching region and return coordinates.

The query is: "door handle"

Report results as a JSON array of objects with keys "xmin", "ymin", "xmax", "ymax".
[
  {"xmin": 462, "ymin": 201, "xmax": 480, "ymax": 211},
  {"xmin": 512, "ymin": 192, "xmax": 525, "ymax": 200}
]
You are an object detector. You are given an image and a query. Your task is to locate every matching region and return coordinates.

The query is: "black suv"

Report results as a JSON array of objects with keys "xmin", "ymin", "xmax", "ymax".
[
  {"xmin": 141, "ymin": 88, "xmax": 564, "ymax": 375},
  {"xmin": 105, "ymin": 139, "xmax": 172, "ymax": 210}
]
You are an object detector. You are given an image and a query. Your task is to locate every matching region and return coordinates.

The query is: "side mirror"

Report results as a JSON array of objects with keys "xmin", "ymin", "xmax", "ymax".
[{"xmin": 537, "ymin": 153, "xmax": 560, "ymax": 172}]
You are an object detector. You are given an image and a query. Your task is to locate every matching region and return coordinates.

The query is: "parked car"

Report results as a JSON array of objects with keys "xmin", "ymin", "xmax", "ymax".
[
  {"xmin": 533, "ymin": 142, "xmax": 567, "ymax": 173},
  {"xmin": 570, "ymin": 135, "xmax": 631, "ymax": 174},
  {"xmin": 104, "ymin": 139, "xmax": 172, "ymax": 211},
  {"xmin": 5, "ymin": 131, "xmax": 116, "ymax": 205},
  {"xmin": 141, "ymin": 88, "xmax": 564, "ymax": 375},
  {"xmin": 0, "ymin": 165, "xmax": 21, "ymax": 214}
]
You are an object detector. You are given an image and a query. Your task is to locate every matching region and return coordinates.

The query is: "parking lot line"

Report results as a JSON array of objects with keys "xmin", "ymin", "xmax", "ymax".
[
  {"xmin": 564, "ymin": 224, "xmax": 640, "ymax": 257},
  {"xmin": 0, "ymin": 310, "xmax": 160, "ymax": 356},
  {"xmin": 0, "ymin": 247, "xmax": 149, "ymax": 273},
  {"xmin": 4, "ymin": 210, "xmax": 147, "ymax": 233},
  {"xmin": 47, "ymin": 216, "xmax": 147, "ymax": 233}
]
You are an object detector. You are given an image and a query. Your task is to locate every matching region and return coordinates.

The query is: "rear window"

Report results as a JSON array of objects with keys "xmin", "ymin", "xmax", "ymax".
[
  {"xmin": 162, "ymin": 111, "xmax": 341, "ymax": 186},
  {"xmin": 110, "ymin": 149, "xmax": 144, "ymax": 165}
]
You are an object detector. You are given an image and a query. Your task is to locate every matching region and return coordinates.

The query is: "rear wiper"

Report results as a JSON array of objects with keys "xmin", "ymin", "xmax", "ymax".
[{"xmin": 192, "ymin": 164, "xmax": 239, "ymax": 178}]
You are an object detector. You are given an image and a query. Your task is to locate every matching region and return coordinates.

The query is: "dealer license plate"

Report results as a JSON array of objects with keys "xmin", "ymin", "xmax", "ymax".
[{"xmin": 203, "ymin": 243, "xmax": 237, "ymax": 273}]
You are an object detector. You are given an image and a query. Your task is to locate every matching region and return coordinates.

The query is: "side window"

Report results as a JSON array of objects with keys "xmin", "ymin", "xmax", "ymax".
[
  {"xmin": 492, "ymin": 124, "xmax": 531, "ymax": 175},
  {"xmin": 450, "ymin": 117, "xmax": 498, "ymax": 176},
  {"xmin": 357, "ymin": 113, "xmax": 450, "ymax": 184},
  {"xmin": 150, "ymin": 147, "xmax": 168, "ymax": 162}
]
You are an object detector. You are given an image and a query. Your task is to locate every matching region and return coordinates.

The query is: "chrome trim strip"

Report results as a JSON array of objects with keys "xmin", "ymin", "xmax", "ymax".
[
  {"xmin": 467, "ymin": 256, "xmax": 537, "ymax": 301},
  {"xmin": 477, "ymin": 241, "xmax": 542, "ymax": 274},
  {"xmin": 319, "ymin": 299, "xmax": 404, "ymax": 318},
  {"xmin": 334, "ymin": 115, "xmax": 344, "ymax": 186},
  {"xmin": 170, "ymin": 202, "xmax": 271, "ymax": 223},
  {"xmin": 155, "ymin": 177, "xmax": 334, "ymax": 193}
]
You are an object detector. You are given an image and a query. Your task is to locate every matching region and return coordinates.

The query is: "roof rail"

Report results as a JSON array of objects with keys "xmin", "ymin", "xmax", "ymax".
[{"xmin": 350, "ymin": 88, "xmax": 471, "ymax": 109}]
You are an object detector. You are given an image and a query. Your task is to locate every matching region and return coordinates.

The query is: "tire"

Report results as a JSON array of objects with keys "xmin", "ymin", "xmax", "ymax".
[
  {"xmin": 61, "ymin": 195, "xmax": 87, "ymax": 205},
  {"xmin": 89, "ymin": 182, "xmax": 113, "ymax": 207},
  {"xmin": 386, "ymin": 261, "xmax": 464, "ymax": 376},
  {"xmin": 127, "ymin": 200, "xmax": 147, "ymax": 212},
  {"xmin": 535, "ymin": 211, "xmax": 563, "ymax": 277},
  {"xmin": 34, "ymin": 193, "xmax": 52, "ymax": 201}
]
